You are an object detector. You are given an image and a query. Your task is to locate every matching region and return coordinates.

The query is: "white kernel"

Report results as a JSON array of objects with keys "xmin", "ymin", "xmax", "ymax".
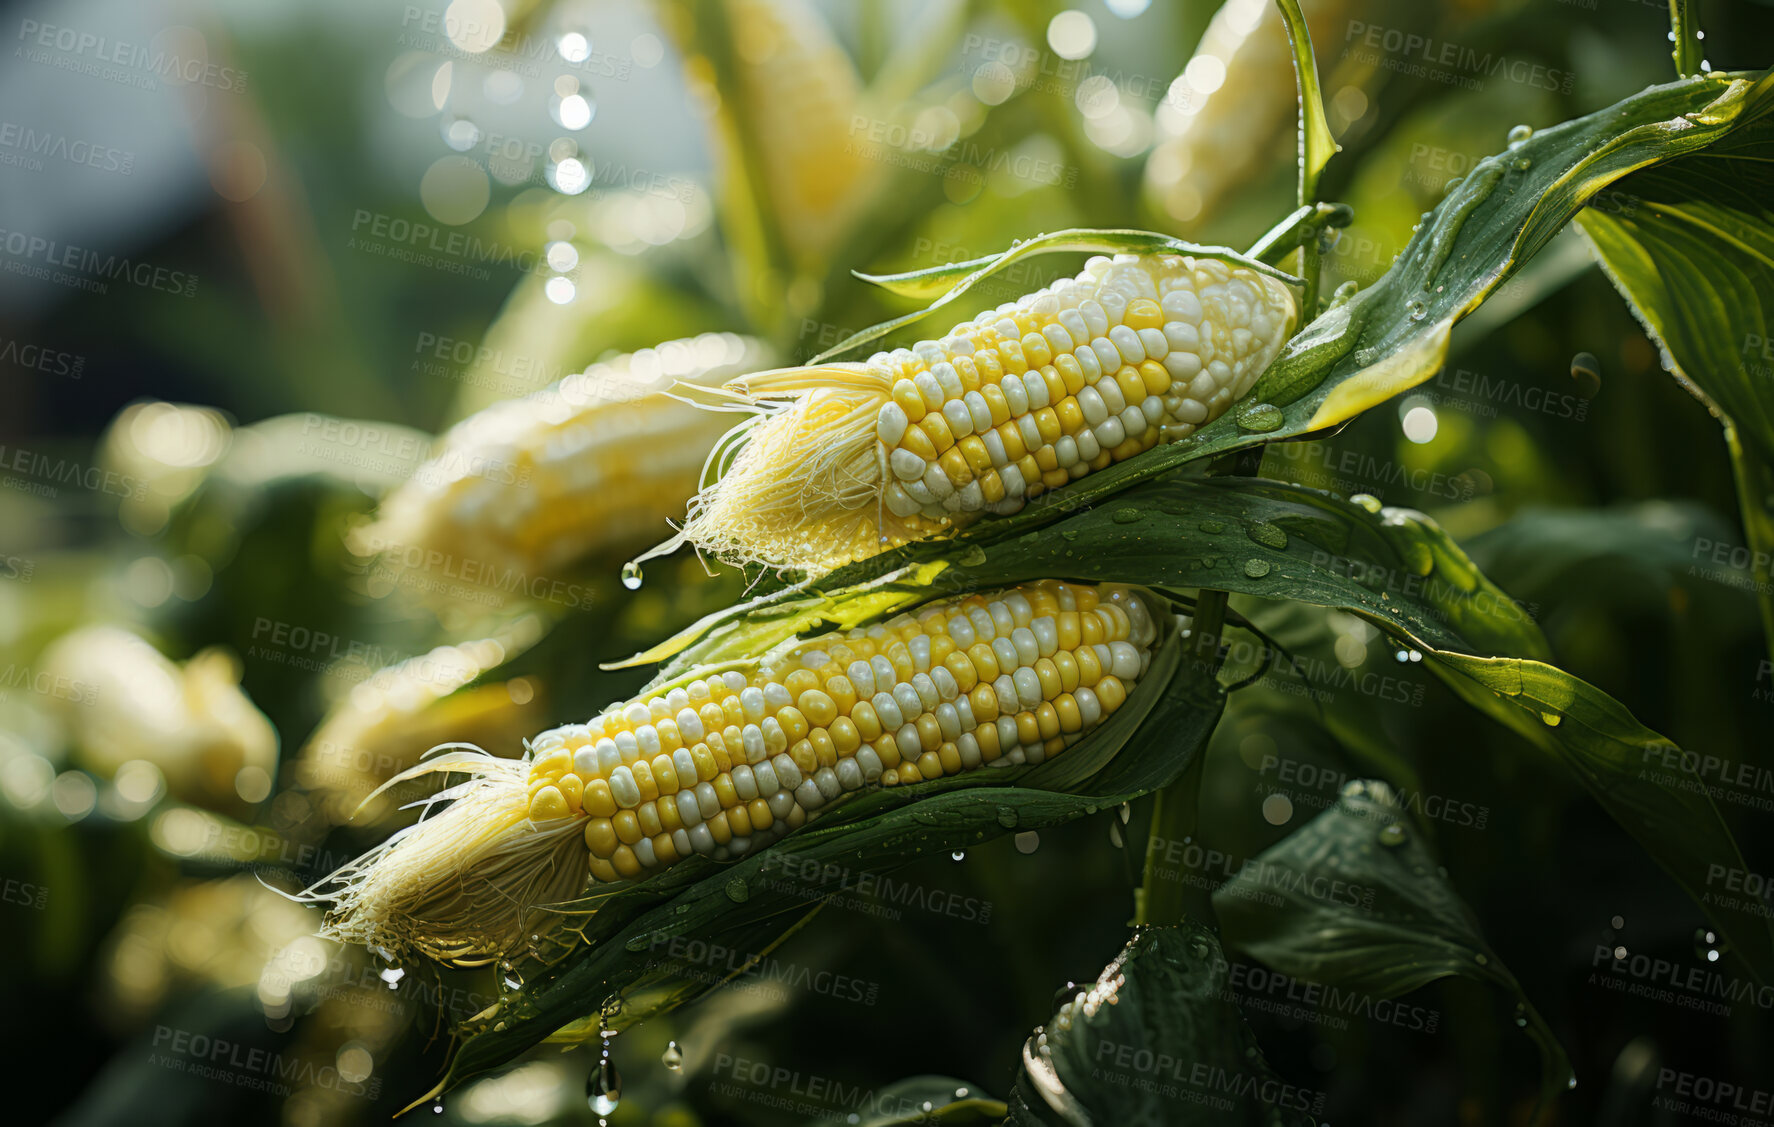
[
  {"xmin": 1096, "ymin": 417, "xmax": 1126, "ymax": 448},
  {"xmin": 676, "ymin": 709, "xmax": 704, "ymax": 742},
  {"xmin": 1108, "ymin": 325, "xmax": 1146, "ymax": 365},
  {"xmin": 982, "ymin": 428, "xmax": 1008, "ymax": 467},
  {"xmin": 796, "ymin": 779, "xmax": 825, "ymax": 811},
  {"xmin": 847, "ymin": 660, "xmax": 876, "ymax": 696},
  {"xmin": 993, "ymin": 674, "xmax": 1020, "ymax": 713},
  {"xmin": 666, "ymin": 688, "xmax": 690, "ymax": 712},
  {"xmin": 634, "ymin": 837, "xmax": 657, "ymax": 868},
  {"xmin": 997, "ymin": 715, "xmax": 1020, "ymax": 752},
  {"xmin": 964, "ymin": 391, "xmax": 992, "ymax": 432},
  {"xmin": 1032, "ymin": 616, "xmax": 1059, "ymax": 657},
  {"xmin": 762, "ymin": 717, "xmax": 788, "ymax": 755},
  {"xmin": 1055, "ymin": 435, "xmax": 1080, "ymax": 467},
  {"xmin": 573, "ymin": 746, "xmax": 598, "ymax": 777},
  {"xmin": 935, "ymin": 702, "xmax": 961, "ymax": 740},
  {"xmin": 672, "ymin": 828, "xmax": 693, "ymax": 857},
  {"xmin": 613, "ymin": 731, "xmax": 640, "ymax": 762},
  {"xmin": 693, "ymin": 780, "xmax": 719, "ymax": 818},
  {"xmin": 1058, "ymin": 308, "xmax": 1089, "ymax": 345},
  {"xmin": 1165, "ymin": 351, "xmax": 1204, "ymax": 383},
  {"xmin": 609, "ymin": 767, "xmax": 641, "ymax": 808},
  {"xmin": 1097, "ymin": 377, "xmax": 1126, "ymax": 415},
  {"xmin": 924, "ymin": 462, "xmax": 955, "ymax": 501},
  {"xmin": 1016, "ymin": 414, "xmax": 1043, "ymax": 453},
  {"xmin": 957, "ymin": 733, "xmax": 982, "ymax": 769},
  {"xmin": 1175, "ymin": 398, "xmax": 1209, "ymax": 424},
  {"xmin": 992, "ymin": 636, "xmax": 1020, "ymax": 673},
  {"xmin": 752, "ymin": 759, "xmax": 779, "ymax": 794},
  {"xmin": 1022, "ymin": 369, "xmax": 1051, "ymax": 409},
  {"xmin": 740, "ymin": 687, "xmax": 766, "ymax": 721},
  {"xmin": 873, "ymin": 691, "xmax": 904, "ymax": 730},
  {"xmin": 1002, "ymin": 374, "xmax": 1029, "ymax": 415},
  {"xmin": 896, "ymin": 723, "xmax": 921, "ymax": 759},
  {"xmin": 675, "ymin": 789, "xmax": 703, "ymax": 827},
  {"xmin": 968, "ymin": 606, "xmax": 997, "ymax": 641},
  {"xmin": 1080, "ymin": 300, "xmax": 1109, "ymax": 336},
  {"xmin": 1011, "ymin": 626, "xmax": 1039, "ymax": 666},
  {"xmin": 953, "ymin": 480, "xmax": 984, "ymax": 511},
  {"xmin": 1076, "ymin": 429, "xmax": 1101, "ymax": 461},
  {"xmin": 989, "ymin": 600, "xmax": 1016, "ymax": 636},
  {"xmin": 1110, "ymin": 641, "xmax": 1142, "ymax": 679},
  {"xmin": 931, "ymin": 361, "xmax": 964, "ymax": 399},
  {"xmin": 871, "ymin": 655, "xmax": 896, "ymax": 689},
  {"xmin": 893, "ymin": 682, "xmax": 924, "ymax": 721},
  {"xmin": 733, "ymin": 764, "xmax": 758, "ymax": 801},
  {"xmin": 885, "ymin": 482, "xmax": 921, "ymax": 517},
  {"xmin": 763, "ymin": 682, "xmax": 792, "ymax": 710},
  {"xmin": 931, "ymin": 665, "xmax": 959, "ymax": 700},
  {"xmin": 688, "ymin": 823, "xmax": 717, "ymax": 855},
  {"xmin": 912, "ymin": 672, "xmax": 940, "ymax": 710},
  {"xmin": 1075, "ymin": 345, "xmax": 1102, "ymax": 382},
  {"xmin": 1000, "ymin": 461, "xmax": 1027, "ymax": 498},
  {"xmin": 891, "ymin": 448, "xmax": 928, "ymax": 481},
  {"xmin": 854, "ymin": 747, "xmax": 884, "ymax": 781},
  {"xmin": 946, "ymin": 616, "xmax": 976, "ymax": 649},
  {"xmin": 672, "ymin": 747, "xmax": 697, "ymax": 780},
  {"xmin": 1076, "ymin": 687, "xmax": 1101, "ymax": 726},
  {"xmin": 954, "ymin": 695, "xmax": 976, "ymax": 731},
  {"xmin": 1042, "ymin": 323, "xmax": 1074, "ymax": 355},
  {"xmin": 771, "ymin": 752, "xmax": 802, "ymax": 790},
  {"xmin": 835, "ymin": 758, "xmax": 864, "ymax": 791},
  {"xmin": 1161, "ymin": 289, "xmax": 1202, "ymax": 322},
  {"xmin": 1085, "ymin": 338, "xmax": 1116, "ymax": 375},
  {"xmin": 942, "ymin": 398, "xmax": 974, "ymax": 438},
  {"xmin": 1123, "ymin": 405, "xmax": 1149, "ymax": 435},
  {"xmin": 742, "ymin": 724, "xmax": 766, "ymax": 763},
  {"xmin": 767, "ymin": 790, "xmax": 796, "ymax": 820},
  {"xmin": 1078, "ymin": 386, "xmax": 1109, "ymax": 426},
  {"xmin": 907, "ymin": 635, "xmax": 930, "ymax": 674}
]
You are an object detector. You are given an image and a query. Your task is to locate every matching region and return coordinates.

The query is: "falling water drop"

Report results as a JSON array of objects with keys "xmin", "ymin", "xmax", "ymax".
[
  {"xmin": 1014, "ymin": 831, "xmax": 1041, "ymax": 854},
  {"xmin": 431, "ymin": 1099, "xmax": 444, "ymax": 1115},
  {"xmin": 951, "ymin": 850, "xmax": 966, "ymax": 862},
  {"xmin": 1694, "ymin": 928, "xmax": 1725, "ymax": 962},
  {"xmin": 587, "ymin": 1056, "xmax": 623, "ymax": 1116},
  {"xmin": 1108, "ymin": 820, "xmax": 1124, "ymax": 849},
  {"xmin": 620, "ymin": 561, "xmax": 643, "ymax": 590},
  {"xmin": 662, "ymin": 1041, "xmax": 684, "ymax": 1071}
]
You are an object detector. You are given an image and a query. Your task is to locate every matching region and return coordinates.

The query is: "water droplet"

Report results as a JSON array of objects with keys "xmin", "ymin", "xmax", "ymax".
[
  {"xmin": 1406, "ymin": 300, "xmax": 1428, "ymax": 322},
  {"xmin": 1236, "ymin": 402, "xmax": 1284, "ymax": 433},
  {"xmin": 1474, "ymin": 953, "xmax": 1488, "ymax": 966},
  {"xmin": 503, "ymin": 971, "xmax": 523, "ymax": 991},
  {"xmin": 587, "ymin": 1057, "xmax": 623, "ymax": 1116},
  {"xmin": 1694, "ymin": 927, "xmax": 1725, "ymax": 961},
  {"xmin": 1014, "ymin": 831, "xmax": 1040, "ymax": 853},
  {"xmin": 662, "ymin": 1041, "xmax": 683, "ymax": 1071},
  {"xmin": 620, "ymin": 561, "xmax": 643, "ymax": 590},
  {"xmin": 996, "ymin": 808, "xmax": 1019, "ymax": 828},
  {"xmin": 1443, "ymin": 176, "xmax": 1464, "ymax": 194},
  {"xmin": 1570, "ymin": 352, "xmax": 1602, "ymax": 398},
  {"xmin": 1378, "ymin": 823, "xmax": 1408, "ymax": 847},
  {"xmin": 1111, "ymin": 508, "xmax": 1141, "ymax": 524},
  {"xmin": 1246, "ymin": 521, "xmax": 1287, "ymax": 550},
  {"xmin": 958, "ymin": 544, "xmax": 988, "ymax": 566},
  {"xmin": 1506, "ymin": 124, "xmax": 1533, "ymax": 146},
  {"xmin": 1512, "ymin": 157, "xmax": 1533, "ymax": 172},
  {"xmin": 1350, "ymin": 493, "xmax": 1382, "ymax": 514},
  {"xmin": 1243, "ymin": 559, "xmax": 1272, "ymax": 578},
  {"xmin": 1109, "ymin": 820, "xmax": 1124, "ymax": 849},
  {"xmin": 432, "ymin": 1099, "xmax": 445, "ymax": 1115},
  {"xmin": 1540, "ymin": 712, "xmax": 1562, "ymax": 727},
  {"xmin": 1198, "ymin": 520, "xmax": 1225, "ymax": 535},
  {"xmin": 1610, "ymin": 914, "xmax": 1625, "ymax": 930},
  {"xmin": 951, "ymin": 849, "xmax": 966, "ymax": 861},
  {"xmin": 1118, "ymin": 802, "xmax": 1131, "ymax": 823},
  {"xmin": 724, "ymin": 877, "xmax": 749, "ymax": 903}
]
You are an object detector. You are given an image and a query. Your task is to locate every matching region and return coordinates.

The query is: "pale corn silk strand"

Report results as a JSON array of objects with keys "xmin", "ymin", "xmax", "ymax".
[
  {"xmin": 643, "ymin": 253, "xmax": 1297, "ymax": 575},
  {"xmin": 310, "ymin": 581, "xmax": 1159, "ymax": 966}
]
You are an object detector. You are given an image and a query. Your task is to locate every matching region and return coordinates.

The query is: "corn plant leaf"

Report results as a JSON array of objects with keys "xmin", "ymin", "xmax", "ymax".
[
  {"xmin": 1572, "ymin": 96, "xmax": 1774, "ymax": 660},
  {"xmin": 1003, "ymin": 924, "xmax": 1320, "ymax": 1126},
  {"xmin": 1212, "ymin": 784, "xmax": 1572, "ymax": 1114},
  {"xmin": 425, "ymin": 627, "xmax": 1224, "ymax": 1100},
  {"xmin": 806, "ymin": 1076, "xmax": 1005, "ymax": 1126},
  {"xmin": 1274, "ymin": 0, "xmax": 1338, "ymax": 203},
  {"xmin": 1420, "ymin": 652, "xmax": 1774, "ymax": 985}
]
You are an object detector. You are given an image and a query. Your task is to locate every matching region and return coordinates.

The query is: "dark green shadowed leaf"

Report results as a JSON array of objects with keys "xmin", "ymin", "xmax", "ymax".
[
  {"xmin": 426, "ymin": 621, "xmax": 1225, "ymax": 1100},
  {"xmin": 1213, "ymin": 782, "xmax": 1572, "ymax": 1115},
  {"xmin": 1573, "ymin": 93, "xmax": 1774, "ymax": 659},
  {"xmin": 806, "ymin": 1076, "xmax": 1005, "ymax": 1126},
  {"xmin": 1004, "ymin": 925, "xmax": 1321, "ymax": 1126},
  {"xmin": 1422, "ymin": 652, "xmax": 1774, "ymax": 985}
]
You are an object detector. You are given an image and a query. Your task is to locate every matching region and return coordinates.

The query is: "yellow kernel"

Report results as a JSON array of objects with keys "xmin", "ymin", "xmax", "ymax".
[
  {"xmin": 958, "ymin": 435, "xmax": 993, "ymax": 476},
  {"xmin": 784, "ymin": 669, "xmax": 820, "ymax": 698},
  {"xmin": 938, "ymin": 446, "xmax": 974, "ymax": 488},
  {"xmin": 1055, "ymin": 692, "xmax": 1082, "ymax": 733},
  {"xmin": 1056, "ymin": 612, "xmax": 1082, "ymax": 650},
  {"xmin": 1090, "ymin": 450, "xmax": 1113, "ymax": 471},
  {"xmin": 610, "ymin": 808, "xmax": 642, "ymax": 844},
  {"xmin": 968, "ymin": 642, "xmax": 1000, "ymax": 683},
  {"xmin": 658, "ymin": 796, "xmax": 683, "ymax": 833},
  {"xmin": 853, "ymin": 701, "xmax": 882, "ymax": 740},
  {"xmin": 1139, "ymin": 358, "xmax": 1171, "ymax": 396},
  {"xmin": 1075, "ymin": 586, "xmax": 1100, "ymax": 611},
  {"xmin": 558, "ymin": 772, "xmax": 584, "ymax": 812},
  {"xmin": 722, "ymin": 696, "xmax": 746, "ymax": 728},
  {"xmin": 1097, "ymin": 675, "xmax": 1128, "ymax": 713},
  {"xmin": 953, "ymin": 354, "xmax": 981, "ymax": 392},
  {"xmin": 1115, "ymin": 367, "xmax": 1147, "ymax": 406},
  {"xmin": 728, "ymin": 802, "xmax": 753, "ymax": 837},
  {"xmin": 1021, "ymin": 332, "xmax": 1052, "ymax": 368},
  {"xmin": 1034, "ymin": 407, "xmax": 1062, "ymax": 445},
  {"xmin": 996, "ymin": 421, "xmax": 1027, "ymax": 462},
  {"xmin": 1124, "ymin": 298, "xmax": 1163, "ymax": 331},
  {"xmin": 1034, "ymin": 444, "xmax": 1060, "ymax": 472},
  {"xmin": 981, "ymin": 382, "xmax": 1011, "ymax": 426},
  {"xmin": 923, "ymin": 413, "xmax": 955, "ymax": 453},
  {"xmin": 830, "ymin": 716, "xmax": 861, "ymax": 755},
  {"xmin": 1041, "ymin": 365, "xmax": 1067, "ymax": 404},
  {"xmin": 612, "ymin": 845, "xmax": 642, "ymax": 879},
  {"xmin": 583, "ymin": 779, "xmax": 616, "ymax": 818},
  {"xmin": 1035, "ymin": 702, "xmax": 1061, "ymax": 741},
  {"xmin": 637, "ymin": 802, "xmax": 663, "ymax": 837},
  {"xmin": 713, "ymin": 772, "xmax": 738, "ymax": 810},
  {"xmin": 656, "ymin": 719, "xmax": 682, "ymax": 752},
  {"xmin": 945, "ymin": 650, "xmax": 978, "ymax": 692},
  {"xmin": 969, "ymin": 682, "xmax": 1000, "ymax": 724},
  {"xmin": 707, "ymin": 811, "xmax": 733, "ymax": 845},
  {"xmin": 1113, "ymin": 437, "xmax": 1144, "ymax": 461},
  {"xmin": 651, "ymin": 832, "xmax": 680, "ymax": 866},
  {"xmin": 1034, "ymin": 658, "xmax": 1061, "ymax": 700},
  {"xmin": 584, "ymin": 818, "xmax": 618, "ymax": 856},
  {"xmin": 748, "ymin": 797, "xmax": 774, "ymax": 831},
  {"xmin": 1054, "ymin": 649, "xmax": 1080, "ymax": 692},
  {"xmin": 630, "ymin": 759, "xmax": 659, "ymax": 802},
  {"xmin": 1015, "ymin": 711, "xmax": 1040, "ymax": 747},
  {"xmin": 651, "ymin": 754, "xmax": 679, "ymax": 794},
  {"xmin": 777, "ymin": 705, "xmax": 810, "ymax": 744},
  {"xmin": 1054, "ymin": 353, "xmax": 1085, "ymax": 394},
  {"xmin": 901, "ymin": 425, "xmax": 937, "ymax": 462},
  {"xmin": 915, "ymin": 713, "xmax": 943, "ymax": 752},
  {"xmin": 588, "ymin": 857, "xmax": 619, "ymax": 883},
  {"xmin": 889, "ymin": 647, "xmax": 915, "ymax": 682},
  {"xmin": 980, "ymin": 470, "xmax": 1005, "ymax": 504},
  {"xmin": 938, "ymin": 742, "xmax": 963, "ymax": 775},
  {"xmin": 975, "ymin": 349, "xmax": 1003, "ymax": 381},
  {"xmin": 708, "ymin": 738, "xmax": 733, "ymax": 774},
  {"xmin": 531, "ymin": 749, "xmax": 571, "ymax": 780},
  {"xmin": 1042, "ymin": 468, "xmax": 1070, "ymax": 490},
  {"xmin": 1055, "ymin": 396, "xmax": 1084, "ymax": 436},
  {"xmin": 1077, "ymin": 645, "xmax": 1103, "ymax": 685},
  {"xmin": 810, "ymin": 728, "xmax": 838, "ymax": 768},
  {"xmin": 929, "ymin": 634, "xmax": 956, "ymax": 666},
  {"xmin": 874, "ymin": 734, "xmax": 902, "ymax": 769},
  {"xmin": 1082, "ymin": 613, "xmax": 1105, "ymax": 646},
  {"xmin": 799, "ymin": 688, "xmax": 837, "ymax": 727},
  {"xmin": 824, "ymin": 675, "xmax": 857, "ymax": 716},
  {"xmin": 790, "ymin": 739, "xmax": 818, "ymax": 775},
  {"xmin": 529, "ymin": 785, "xmax": 569, "ymax": 821},
  {"xmin": 976, "ymin": 720, "xmax": 1001, "ymax": 761},
  {"xmin": 893, "ymin": 381, "xmax": 927, "ymax": 423},
  {"xmin": 999, "ymin": 340, "xmax": 1028, "ymax": 375}
]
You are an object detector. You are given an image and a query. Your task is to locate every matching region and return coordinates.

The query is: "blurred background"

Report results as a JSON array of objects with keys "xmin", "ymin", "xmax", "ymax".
[{"xmin": 3, "ymin": 0, "xmax": 1773, "ymax": 1123}]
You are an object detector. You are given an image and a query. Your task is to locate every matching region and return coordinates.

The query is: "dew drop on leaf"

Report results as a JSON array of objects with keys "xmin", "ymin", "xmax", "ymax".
[
  {"xmin": 1111, "ymin": 508, "xmax": 1141, "ymax": 524},
  {"xmin": 1351, "ymin": 493, "xmax": 1383, "ymax": 513},
  {"xmin": 1235, "ymin": 402, "xmax": 1284, "ymax": 433},
  {"xmin": 1243, "ymin": 559, "xmax": 1271, "ymax": 578},
  {"xmin": 1506, "ymin": 123, "xmax": 1533, "ymax": 146},
  {"xmin": 1378, "ymin": 823, "xmax": 1407, "ymax": 847},
  {"xmin": 620, "ymin": 561, "xmax": 643, "ymax": 590}
]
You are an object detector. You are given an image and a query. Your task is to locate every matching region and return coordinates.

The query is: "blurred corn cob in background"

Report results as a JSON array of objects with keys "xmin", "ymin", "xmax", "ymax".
[
  {"xmin": 41, "ymin": 626, "xmax": 277, "ymax": 813},
  {"xmin": 349, "ymin": 332, "xmax": 772, "ymax": 608},
  {"xmin": 1145, "ymin": 0, "xmax": 1354, "ymax": 228},
  {"xmin": 645, "ymin": 253, "xmax": 1295, "ymax": 574},
  {"xmin": 311, "ymin": 581, "xmax": 1159, "ymax": 965},
  {"xmin": 294, "ymin": 627, "xmax": 547, "ymax": 826}
]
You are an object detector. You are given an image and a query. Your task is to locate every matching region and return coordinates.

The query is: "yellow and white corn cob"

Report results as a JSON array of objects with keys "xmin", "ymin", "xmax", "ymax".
[
  {"xmin": 354, "ymin": 333, "xmax": 771, "ymax": 589},
  {"xmin": 653, "ymin": 253, "xmax": 1295, "ymax": 573},
  {"xmin": 42, "ymin": 626, "xmax": 277, "ymax": 811},
  {"xmin": 312, "ymin": 581, "xmax": 1157, "ymax": 964},
  {"xmin": 1145, "ymin": 0, "xmax": 1353, "ymax": 227}
]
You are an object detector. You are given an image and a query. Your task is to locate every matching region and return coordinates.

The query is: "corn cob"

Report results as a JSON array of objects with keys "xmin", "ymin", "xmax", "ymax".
[
  {"xmin": 1145, "ymin": 0, "xmax": 1354, "ymax": 228},
  {"xmin": 312, "ymin": 581, "xmax": 1158, "ymax": 964},
  {"xmin": 42, "ymin": 626, "xmax": 277, "ymax": 811},
  {"xmin": 353, "ymin": 333, "xmax": 771, "ymax": 594},
  {"xmin": 650, "ymin": 253, "xmax": 1295, "ymax": 573}
]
